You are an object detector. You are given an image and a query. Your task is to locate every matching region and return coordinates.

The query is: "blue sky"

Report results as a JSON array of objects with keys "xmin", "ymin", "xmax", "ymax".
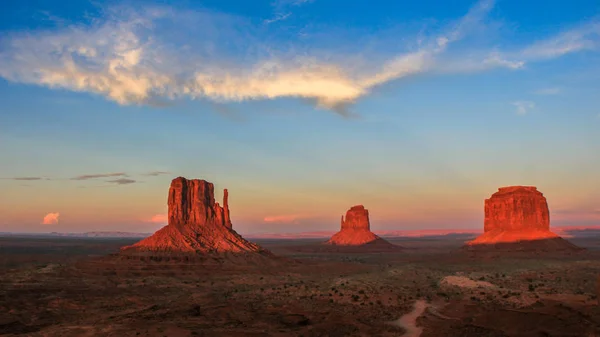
[{"xmin": 0, "ymin": 0, "xmax": 599, "ymax": 234}]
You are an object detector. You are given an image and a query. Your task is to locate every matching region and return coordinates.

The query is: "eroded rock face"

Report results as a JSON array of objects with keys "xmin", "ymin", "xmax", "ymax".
[
  {"xmin": 121, "ymin": 177, "xmax": 270, "ymax": 256},
  {"xmin": 467, "ymin": 186, "xmax": 581, "ymax": 250},
  {"xmin": 484, "ymin": 186, "xmax": 550, "ymax": 233},
  {"xmin": 341, "ymin": 205, "xmax": 370, "ymax": 231},
  {"xmin": 326, "ymin": 205, "xmax": 387, "ymax": 246}
]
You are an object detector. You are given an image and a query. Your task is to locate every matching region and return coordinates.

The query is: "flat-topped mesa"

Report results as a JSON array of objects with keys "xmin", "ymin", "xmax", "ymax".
[
  {"xmin": 121, "ymin": 177, "xmax": 271, "ymax": 256},
  {"xmin": 466, "ymin": 186, "xmax": 582, "ymax": 250},
  {"xmin": 484, "ymin": 186, "xmax": 549, "ymax": 233},
  {"xmin": 326, "ymin": 205, "xmax": 391, "ymax": 246}
]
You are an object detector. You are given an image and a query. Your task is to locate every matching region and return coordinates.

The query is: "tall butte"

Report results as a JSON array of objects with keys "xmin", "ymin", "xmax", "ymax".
[
  {"xmin": 465, "ymin": 186, "xmax": 581, "ymax": 251},
  {"xmin": 326, "ymin": 205, "xmax": 392, "ymax": 246},
  {"xmin": 121, "ymin": 177, "xmax": 271, "ymax": 256}
]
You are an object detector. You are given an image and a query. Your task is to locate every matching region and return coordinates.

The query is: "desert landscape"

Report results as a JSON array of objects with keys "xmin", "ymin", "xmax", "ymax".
[
  {"xmin": 1, "ymin": 1, "xmax": 600, "ymax": 336},
  {"xmin": 1, "ymin": 178, "xmax": 599, "ymax": 337}
]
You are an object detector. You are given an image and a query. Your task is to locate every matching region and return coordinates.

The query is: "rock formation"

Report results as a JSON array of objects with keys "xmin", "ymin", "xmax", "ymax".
[
  {"xmin": 326, "ymin": 205, "xmax": 391, "ymax": 246},
  {"xmin": 121, "ymin": 177, "xmax": 271, "ymax": 257},
  {"xmin": 465, "ymin": 186, "xmax": 581, "ymax": 251}
]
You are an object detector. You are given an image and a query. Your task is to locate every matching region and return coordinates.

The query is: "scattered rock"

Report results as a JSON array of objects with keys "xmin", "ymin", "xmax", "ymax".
[{"xmin": 279, "ymin": 314, "xmax": 310, "ymax": 327}]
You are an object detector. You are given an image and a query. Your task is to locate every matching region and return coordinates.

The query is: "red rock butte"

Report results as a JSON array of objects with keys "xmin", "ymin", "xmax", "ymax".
[
  {"xmin": 326, "ymin": 205, "xmax": 389, "ymax": 246},
  {"xmin": 121, "ymin": 177, "xmax": 271, "ymax": 257},
  {"xmin": 466, "ymin": 186, "xmax": 581, "ymax": 250}
]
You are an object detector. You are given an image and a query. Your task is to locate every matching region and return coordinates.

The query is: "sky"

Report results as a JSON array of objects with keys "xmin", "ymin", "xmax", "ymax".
[{"xmin": 0, "ymin": 0, "xmax": 599, "ymax": 234}]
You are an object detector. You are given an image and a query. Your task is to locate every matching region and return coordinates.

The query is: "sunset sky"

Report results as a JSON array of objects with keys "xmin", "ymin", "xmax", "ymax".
[{"xmin": 1, "ymin": 0, "xmax": 599, "ymax": 234}]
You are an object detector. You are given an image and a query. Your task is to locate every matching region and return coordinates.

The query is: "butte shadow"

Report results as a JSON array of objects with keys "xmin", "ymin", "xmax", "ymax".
[
  {"xmin": 118, "ymin": 177, "xmax": 280, "ymax": 265},
  {"xmin": 463, "ymin": 186, "xmax": 583, "ymax": 254},
  {"xmin": 291, "ymin": 205, "xmax": 402, "ymax": 253}
]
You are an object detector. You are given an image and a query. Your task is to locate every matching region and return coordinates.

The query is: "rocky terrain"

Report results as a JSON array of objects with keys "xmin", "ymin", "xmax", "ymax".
[{"xmin": 0, "ymin": 235, "xmax": 599, "ymax": 337}]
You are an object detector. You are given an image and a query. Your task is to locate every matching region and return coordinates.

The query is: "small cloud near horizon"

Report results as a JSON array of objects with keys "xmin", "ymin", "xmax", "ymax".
[
  {"xmin": 512, "ymin": 101, "xmax": 535, "ymax": 115},
  {"xmin": 144, "ymin": 214, "xmax": 168, "ymax": 224},
  {"xmin": 107, "ymin": 178, "xmax": 137, "ymax": 185},
  {"xmin": 263, "ymin": 214, "xmax": 311, "ymax": 224},
  {"xmin": 72, "ymin": 172, "xmax": 127, "ymax": 180},
  {"xmin": 142, "ymin": 171, "xmax": 171, "ymax": 176},
  {"xmin": 4, "ymin": 177, "xmax": 44, "ymax": 181},
  {"xmin": 42, "ymin": 212, "xmax": 60, "ymax": 225}
]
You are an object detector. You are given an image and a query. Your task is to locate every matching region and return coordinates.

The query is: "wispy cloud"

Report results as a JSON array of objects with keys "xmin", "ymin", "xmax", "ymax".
[
  {"xmin": 42, "ymin": 212, "xmax": 60, "ymax": 225},
  {"xmin": 142, "ymin": 171, "xmax": 170, "ymax": 176},
  {"xmin": 4, "ymin": 177, "xmax": 44, "ymax": 181},
  {"xmin": 0, "ymin": 1, "xmax": 597, "ymax": 114},
  {"xmin": 263, "ymin": 214, "xmax": 311, "ymax": 224},
  {"xmin": 71, "ymin": 172, "xmax": 127, "ymax": 180},
  {"xmin": 264, "ymin": 0, "xmax": 314, "ymax": 24},
  {"xmin": 534, "ymin": 87, "xmax": 561, "ymax": 95},
  {"xmin": 512, "ymin": 100, "xmax": 535, "ymax": 115},
  {"xmin": 107, "ymin": 178, "xmax": 136, "ymax": 185},
  {"xmin": 264, "ymin": 13, "xmax": 291, "ymax": 25}
]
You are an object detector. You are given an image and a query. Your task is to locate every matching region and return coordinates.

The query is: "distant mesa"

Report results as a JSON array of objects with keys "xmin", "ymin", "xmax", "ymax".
[
  {"xmin": 465, "ymin": 186, "xmax": 582, "ymax": 252},
  {"xmin": 326, "ymin": 205, "xmax": 395, "ymax": 248},
  {"xmin": 120, "ymin": 177, "xmax": 273, "ymax": 259}
]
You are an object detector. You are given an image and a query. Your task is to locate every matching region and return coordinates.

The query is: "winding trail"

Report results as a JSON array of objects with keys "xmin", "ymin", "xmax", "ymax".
[{"xmin": 391, "ymin": 300, "xmax": 429, "ymax": 337}]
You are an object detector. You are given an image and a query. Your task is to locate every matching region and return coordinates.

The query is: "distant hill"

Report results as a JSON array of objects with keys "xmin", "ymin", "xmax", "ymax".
[
  {"xmin": 0, "ymin": 225, "xmax": 597, "ymax": 239},
  {"xmin": 0, "ymin": 232, "xmax": 151, "ymax": 238}
]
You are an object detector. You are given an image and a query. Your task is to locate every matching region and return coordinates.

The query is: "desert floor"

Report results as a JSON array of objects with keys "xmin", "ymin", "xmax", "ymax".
[{"xmin": 1, "ymin": 234, "xmax": 599, "ymax": 337}]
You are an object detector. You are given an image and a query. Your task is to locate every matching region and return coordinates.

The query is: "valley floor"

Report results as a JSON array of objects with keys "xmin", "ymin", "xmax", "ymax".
[{"xmin": 0, "ymin": 235, "xmax": 599, "ymax": 337}]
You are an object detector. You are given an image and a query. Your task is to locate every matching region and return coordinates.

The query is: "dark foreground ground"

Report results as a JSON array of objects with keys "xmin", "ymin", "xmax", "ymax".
[{"xmin": 0, "ymin": 235, "xmax": 599, "ymax": 337}]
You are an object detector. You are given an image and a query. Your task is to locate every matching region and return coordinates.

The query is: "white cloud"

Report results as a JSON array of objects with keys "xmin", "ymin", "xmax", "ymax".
[
  {"xmin": 42, "ymin": 212, "xmax": 60, "ymax": 225},
  {"xmin": 263, "ymin": 13, "xmax": 291, "ymax": 24},
  {"xmin": 534, "ymin": 87, "xmax": 561, "ymax": 95},
  {"xmin": 512, "ymin": 101, "xmax": 535, "ymax": 115},
  {"xmin": 0, "ymin": 1, "xmax": 597, "ymax": 113},
  {"xmin": 520, "ymin": 21, "xmax": 600, "ymax": 60}
]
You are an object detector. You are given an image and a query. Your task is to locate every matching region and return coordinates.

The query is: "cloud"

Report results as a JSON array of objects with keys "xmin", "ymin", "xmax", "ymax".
[
  {"xmin": 263, "ymin": 214, "xmax": 310, "ymax": 224},
  {"xmin": 144, "ymin": 213, "xmax": 167, "ymax": 223},
  {"xmin": 107, "ymin": 178, "xmax": 137, "ymax": 185},
  {"xmin": 264, "ymin": 13, "xmax": 291, "ymax": 25},
  {"xmin": 42, "ymin": 212, "xmax": 60, "ymax": 225},
  {"xmin": 264, "ymin": 0, "xmax": 314, "ymax": 24},
  {"xmin": 512, "ymin": 100, "xmax": 535, "ymax": 115},
  {"xmin": 142, "ymin": 171, "xmax": 170, "ymax": 176},
  {"xmin": 534, "ymin": 87, "xmax": 561, "ymax": 95},
  {"xmin": 0, "ymin": 1, "xmax": 597, "ymax": 113},
  {"xmin": 71, "ymin": 172, "xmax": 127, "ymax": 180},
  {"xmin": 6, "ymin": 177, "xmax": 44, "ymax": 181}
]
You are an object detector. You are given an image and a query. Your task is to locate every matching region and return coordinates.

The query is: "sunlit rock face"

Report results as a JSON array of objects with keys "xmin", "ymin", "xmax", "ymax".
[
  {"xmin": 484, "ymin": 186, "xmax": 550, "ymax": 233},
  {"xmin": 326, "ymin": 205, "xmax": 384, "ymax": 246},
  {"xmin": 466, "ymin": 186, "xmax": 581, "ymax": 250},
  {"xmin": 121, "ymin": 177, "xmax": 270, "ymax": 255}
]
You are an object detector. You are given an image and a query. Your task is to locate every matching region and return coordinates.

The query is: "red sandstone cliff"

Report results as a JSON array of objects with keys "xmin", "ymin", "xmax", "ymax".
[
  {"xmin": 326, "ymin": 205, "xmax": 388, "ymax": 246},
  {"xmin": 121, "ymin": 177, "xmax": 270, "ymax": 255},
  {"xmin": 467, "ymin": 186, "xmax": 580, "ymax": 250}
]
